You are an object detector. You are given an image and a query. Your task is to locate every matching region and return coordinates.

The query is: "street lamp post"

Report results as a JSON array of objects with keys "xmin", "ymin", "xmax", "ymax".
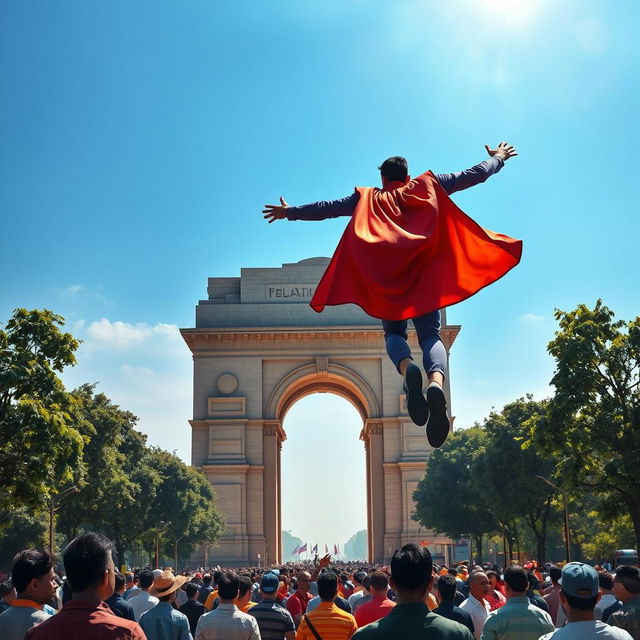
[
  {"xmin": 155, "ymin": 521, "xmax": 171, "ymax": 569},
  {"xmin": 49, "ymin": 486, "xmax": 80, "ymax": 554},
  {"xmin": 536, "ymin": 475, "xmax": 571, "ymax": 562}
]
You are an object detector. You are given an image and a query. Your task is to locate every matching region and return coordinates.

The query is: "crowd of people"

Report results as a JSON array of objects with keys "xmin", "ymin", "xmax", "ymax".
[{"xmin": 0, "ymin": 532, "xmax": 639, "ymax": 640}]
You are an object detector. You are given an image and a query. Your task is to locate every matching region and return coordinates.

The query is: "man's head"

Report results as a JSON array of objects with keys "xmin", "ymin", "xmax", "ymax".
[
  {"xmin": 598, "ymin": 571, "xmax": 614, "ymax": 594},
  {"xmin": 185, "ymin": 582, "xmax": 200, "ymax": 600},
  {"xmin": 1, "ymin": 580, "xmax": 16, "ymax": 605},
  {"xmin": 559, "ymin": 562, "xmax": 600, "ymax": 612},
  {"xmin": 549, "ymin": 565, "xmax": 562, "ymax": 586},
  {"xmin": 503, "ymin": 565, "xmax": 529, "ymax": 597},
  {"xmin": 113, "ymin": 571, "xmax": 126, "ymax": 595},
  {"xmin": 353, "ymin": 571, "xmax": 366, "ymax": 588},
  {"xmin": 486, "ymin": 570, "xmax": 499, "ymax": 590},
  {"xmin": 436, "ymin": 574, "xmax": 457, "ymax": 603},
  {"xmin": 378, "ymin": 156, "xmax": 409, "ymax": 188},
  {"xmin": 260, "ymin": 572, "xmax": 279, "ymax": 599},
  {"xmin": 237, "ymin": 575, "xmax": 253, "ymax": 606},
  {"xmin": 202, "ymin": 573, "xmax": 212, "ymax": 586},
  {"xmin": 468, "ymin": 571, "xmax": 491, "ymax": 601},
  {"xmin": 318, "ymin": 571, "xmax": 338, "ymax": 602},
  {"xmin": 11, "ymin": 549, "xmax": 57, "ymax": 605},
  {"xmin": 612, "ymin": 565, "xmax": 640, "ymax": 603},
  {"xmin": 138, "ymin": 569, "xmax": 155, "ymax": 591},
  {"xmin": 296, "ymin": 571, "xmax": 312, "ymax": 594},
  {"xmin": 370, "ymin": 571, "xmax": 389, "ymax": 597},
  {"xmin": 218, "ymin": 571, "xmax": 240, "ymax": 602},
  {"xmin": 390, "ymin": 543, "xmax": 433, "ymax": 599},
  {"xmin": 124, "ymin": 572, "xmax": 135, "ymax": 588},
  {"xmin": 212, "ymin": 570, "xmax": 222, "ymax": 586},
  {"xmin": 63, "ymin": 533, "xmax": 116, "ymax": 600}
]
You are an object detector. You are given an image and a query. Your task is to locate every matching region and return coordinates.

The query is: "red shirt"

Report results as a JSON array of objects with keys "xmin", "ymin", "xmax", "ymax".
[
  {"xmin": 286, "ymin": 590, "xmax": 313, "ymax": 620},
  {"xmin": 354, "ymin": 595, "xmax": 395, "ymax": 627},
  {"xmin": 24, "ymin": 600, "xmax": 145, "ymax": 640}
]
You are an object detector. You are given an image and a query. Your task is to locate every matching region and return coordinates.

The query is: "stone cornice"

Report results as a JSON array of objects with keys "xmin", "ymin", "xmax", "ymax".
[{"xmin": 263, "ymin": 420, "xmax": 287, "ymax": 442}]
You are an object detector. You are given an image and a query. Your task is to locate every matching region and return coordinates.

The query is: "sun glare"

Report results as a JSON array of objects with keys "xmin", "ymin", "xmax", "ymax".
[{"xmin": 481, "ymin": 0, "xmax": 542, "ymax": 27}]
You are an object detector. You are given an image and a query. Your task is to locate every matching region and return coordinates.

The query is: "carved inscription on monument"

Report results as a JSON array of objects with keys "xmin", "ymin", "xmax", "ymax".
[{"xmin": 265, "ymin": 284, "xmax": 315, "ymax": 301}]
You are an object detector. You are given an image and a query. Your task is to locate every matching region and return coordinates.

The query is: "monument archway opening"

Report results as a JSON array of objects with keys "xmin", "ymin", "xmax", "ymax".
[
  {"xmin": 280, "ymin": 393, "xmax": 366, "ymax": 562},
  {"xmin": 181, "ymin": 258, "xmax": 460, "ymax": 565}
]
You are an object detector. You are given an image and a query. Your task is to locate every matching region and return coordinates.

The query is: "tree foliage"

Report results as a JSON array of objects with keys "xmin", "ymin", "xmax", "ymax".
[{"xmin": 344, "ymin": 529, "xmax": 367, "ymax": 560}]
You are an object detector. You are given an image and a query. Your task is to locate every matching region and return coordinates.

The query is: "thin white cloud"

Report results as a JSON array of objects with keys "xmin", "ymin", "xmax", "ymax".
[
  {"xmin": 575, "ymin": 18, "xmax": 608, "ymax": 55},
  {"xmin": 57, "ymin": 284, "xmax": 112, "ymax": 305},
  {"xmin": 519, "ymin": 313, "xmax": 545, "ymax": 323},
  {"xmin": 84, "ymin": 319, "xmax": 182, "ymax": 351}
]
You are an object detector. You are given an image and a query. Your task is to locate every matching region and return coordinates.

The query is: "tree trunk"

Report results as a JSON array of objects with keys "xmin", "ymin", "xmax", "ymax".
[
  {"xmin": 514, "ymin": 523, "xmax": 521, "ymax": 563},
  {"xmin": 473, "ymin": 534, "xmax": 483, "ymax": 565},
  {"xmin": 630, "ymin": 504, "xmax": 640, "ymax": 557}
]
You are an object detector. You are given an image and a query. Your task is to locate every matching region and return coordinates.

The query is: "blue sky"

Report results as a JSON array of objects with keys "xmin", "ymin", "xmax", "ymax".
[{"xmin": 1, "ymin": 0, "xmax": 638, "ymax": 549}]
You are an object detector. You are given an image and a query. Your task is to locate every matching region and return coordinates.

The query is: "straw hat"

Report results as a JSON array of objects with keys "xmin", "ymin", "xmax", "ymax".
[{"xmin": 149, "ymin": 570, "xmax": 189, "ymax": 597}]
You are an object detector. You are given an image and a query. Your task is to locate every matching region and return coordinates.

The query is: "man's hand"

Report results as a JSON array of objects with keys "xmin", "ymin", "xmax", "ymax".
[
  {"xmin": 485, "ymin": 141, "xmax": 518, "ymax": 161},
  {"xmin": 319, "ymin": 553, "xmax": 331, "ymax": 568},
  {"xmin": 263, "ymin": 196, "xmax": 289, "ymax": 223}
]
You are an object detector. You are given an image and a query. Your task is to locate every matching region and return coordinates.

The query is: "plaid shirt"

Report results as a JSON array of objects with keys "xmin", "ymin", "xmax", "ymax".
[{"xmin": 608, "ymin": 596, "xmax": 640, "ymax": 640}]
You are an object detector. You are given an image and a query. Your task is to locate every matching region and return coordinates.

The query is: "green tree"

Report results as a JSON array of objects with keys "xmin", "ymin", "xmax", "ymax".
[
  {"xmin": 539, "ymin": 301, "xmax": 640, "ymax": 551},
  {"xmin": 282, "ymin": 530, "xmax": 303, "ymax": 561},
  {"xmin": 0, "ymin": 309, "xmax": 85, "ymax": 518},
  {"xmin": 0, "ymin": 507, "xmax": 48, "ymax": 570},
  {"xmin": 413, "ymin": 427, "xmax": 498, "ymax": 563},
  {"xmin": 344, "ymin": 529, "xmax": 368, "ymax": 561}
]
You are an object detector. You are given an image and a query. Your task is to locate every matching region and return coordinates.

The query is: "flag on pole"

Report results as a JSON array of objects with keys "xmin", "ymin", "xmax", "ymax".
[
  {"xmin": 298, "ymin": 543, "xmax": 307, "ymax": 554},
  {"xmin": 312, "ymin": 543, "xmax": 318, "ymax": 554},
  {"xmin": 333, "ymin": 543, "xmax": 338, "ymax": 556},
  {"xmin": 292, "ymin": 545, "xmax": 299, "ymax": 555},
  {"xmin": 324, "ymin": 544, "xmax": 328, "ymax": 554}
]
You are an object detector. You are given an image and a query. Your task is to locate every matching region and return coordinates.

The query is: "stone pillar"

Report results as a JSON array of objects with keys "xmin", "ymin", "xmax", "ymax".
[
  {"xmin": 263, "ymin": 421, "xmax": 283, "ymax": 566},
  {"xmin": 363, "ymin": 420, "xmax": 385, "ymax": 563}
]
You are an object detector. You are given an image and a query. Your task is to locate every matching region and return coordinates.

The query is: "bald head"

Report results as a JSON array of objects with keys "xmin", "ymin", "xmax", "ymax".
[
  {"xmin": 469, "ymin": 571, "xmax": 490, "ymax": 600},
  {"xmin": 297, "ymin": 571, "xmax": 312, "ymax": 594}
]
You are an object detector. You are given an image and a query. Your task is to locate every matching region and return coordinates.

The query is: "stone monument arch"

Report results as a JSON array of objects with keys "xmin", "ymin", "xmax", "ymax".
[{"xmin": 181, "ymin": 258, "xmax": 460, "ymax": 565}]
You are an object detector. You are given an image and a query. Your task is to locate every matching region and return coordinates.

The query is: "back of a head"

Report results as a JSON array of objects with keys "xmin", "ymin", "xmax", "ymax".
[
  {"xmin": 437, "ymin": 574, "xmax": 457, "ymax": 602},
  {"xmin": 11, "ymin": 549, "xmax": 54, "ymax": 594},
  {"xmin": 125, "ymin": 571, "xmax": 134, "ymax": 583},
  {"xmin": 378, "ymin": 156, "xmax": 408, "ymax": 183},
  {"xmin": 362, "ymin": 575, "xmax": 372, "ymax": 591},
  {"xmin": 549, "ymin": 565, "xmax": 562, "ymax": 584},
  {"xmin": 185, "ymin": 582, "xmax": 200, "ymax": 599},
  {"xmin": 598, "ymin": 571, "xmax": 614, "ymax": 591},
  {"xmin": 391, "ymin": 544, "xmax": 432, "ymax": 595},
  {"xmin": 138, "ymin": 569, "xmax": 155, "ymax": 590},
  {"xmin": 218, "ymin": 571, "xmax": 240, "ymax": 600},
  {"xmin": 114, "ymin": 571, "xmax": 126, "ymax": 592},
  {"xmin": 370, "ymin": 571, "xmax": 389, "ymax": 593},
  {"xmin": 318, "ymin": 571, "xmax": 338, "ymax": 601},
  {"xmin": 213, "ymin": 570, "xmax": 222, "ymax": 584},
  {"xmin": 203, "ymin": 574, "xmax": 212, "ymax": 585},
  {"xmin": 238, "ymin": 575, "xmax": 252, "ymax": 598},
  {"xmin": 63, "ymin": 533, "xmax": 113, "ymax": 593},
  {"xmin": 615, "ymin": 565, "xmax": 640, "ymax": 594},
  {"xmin": 504, "ymin": 565, "xmax": 528, "ymax": 593}
]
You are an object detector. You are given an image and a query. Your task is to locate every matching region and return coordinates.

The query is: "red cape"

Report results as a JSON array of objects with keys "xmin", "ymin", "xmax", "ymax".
[{"xmin": 310, "ymin": 171, "xmax": 522, "ymax": 320}]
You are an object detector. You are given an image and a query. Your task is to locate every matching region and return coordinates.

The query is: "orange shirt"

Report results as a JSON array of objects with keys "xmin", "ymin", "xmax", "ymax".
[
  {"xmin": 204, "ymin": 588, "xmax": 219, "ymax": 611},
  {"xmin": 296, "ymin": 602, "xmax": 357, "ymax": 640},
  {"xmin": 238, "ymin": 601, "xmax": 257, "ymax": 613}
]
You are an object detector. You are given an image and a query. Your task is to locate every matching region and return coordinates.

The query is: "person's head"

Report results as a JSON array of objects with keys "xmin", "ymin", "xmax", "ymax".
[
  {"xmin": 370, "ymin": 571, "xmax": 389, "ymax": 597},
  {"xmin": 468, "ymin": 571, "xmax": 491, "ymax": 600},
  {"xmin": 11, "ymin": 549, "xmax": 57, "ymax": 605},
  {"xmin": 390, "ymin": 544, "xmax": 433, "ymax": 600},
  {"xmin": 202, "ymin": 573, "xmax": 212, "ymax": 586},
  {"xmin": 353, "ymin": 571, "xmax": 366, "ymax": 587},
  {"xmin": 212, "ymin": 570, "xmax": 222, "ymax": 586},
  {"xmin": 296, "ymin": 571, "xmax": 312, "ymax": 594},
  {"xmin": 448, "ymin": 568, "xmax": 458, "ymax": 577},
  {"xmin": 362, "ymin": 574, "xmax": 372, "ymax": 593},
  {"xmin": 124, "ymin": 572, "xmax": 135, "ymax": 588},
  {"xmin": 237, "ymin": 575, "xmax": 253, "ymax": 606},
  {"xmin": 185, "ymin": 582, "xmax": 200, "ymax": 600},
  {"xmin": 612, "ymin": 565, "xmax": 640, "ymax": 603},
  {"xmin": 317, "ymin": 571, "xmax": 338, "ymax": 602},
  {"xmin": 63, "ymin": 533, "xmax": 116, "ymax": 600},
  {"xmin": 260, "ymin": 572, "xmax": 279, "ymax": 600},
  {"xmin": 218, "ymin": 571, "xmax": 240, "ymax": 601},
  {"xmin": 503, "ymin": 565, "xmax": 529, "ymax": 597},
  {"xmin": 486, "ymin": 570, "xmax": 499, "ymax": 590},
  {"xmin": 598, "ymin": 571, "xmax": 614, "ymax": 594},
  {"xmin": 1, "ymin": 580, "xmax": 16, "ymax": 604},
  {"xmin": 549, "ymin": 565, "xmax": 562, "ymax": 586},
  {"xmin": 113, "ymin": 571, "xmax": 126, "ymax": 594},
  {"xmin": 527, "ymin": 573, "xmax": 539, "ymax": 591},
  {"xmin": 436, "ymin": 574, "xmax": 457, "ymax": 603},
  {"xmin": 138, "ymin": 569, "xmax": 155, "ymax": 591},
  {"xmin": 378, "ymin": 156, "xmax": 410, "ymax": 188},
  {"xmin": 559, "ymin": 562, "xmax": 600, "ymax": 613}
]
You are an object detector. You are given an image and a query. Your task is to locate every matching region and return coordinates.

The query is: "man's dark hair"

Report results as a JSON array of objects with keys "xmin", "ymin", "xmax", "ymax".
[
  {"xmin": 378, "ymin": 156, "xmax": 408, "ymax": 182},
  {"xmin": 238, "ymin": 575, "xmax": 252, "ymax": 598},
  {"xmin": 437, "ymin": 574, "xmax": 457, "ymax": 602},
  {"xmin": 114, "ymin": 571, "xmax": 125, "ymax": 592},
  {"xmin": 614, "ymin": 565, "xmax": 640, "ymax": 594},
  {"xmin": 562, "ymin": 590, "xmax": 598, "ymax": 610},
  {"xmin": 504, "ymin": 565, "xmax": 528, "ymax": 593},
  {"xmin": 598, "ymin": 571, "xmax": 614, "ymax": 591},
  {"xmin": 353, "ymin": 571, "xmax": 366, "ymax": 585},
  {"xmin": 527, "ymin": 572, "xmax": 539, "ymax": 590},
  {"xmin": 390, "ymin": 544, "xmax": 432, "ymax": 594},
  {"xmin": 125, "ymin": 572, "xmax": 134, "ymax": 583},
  {"xmin": 370, "ymin": 571, "xmax": 389, "ymax": 592},
  {"xmin": 1, "ymin": 580, "xmax": 14, "ymax": 598},
  {"xmin": 448, "ymin": 568, "xmax": 458, "ymax": 577},
  {"xmin": 213, "ymin": 570, "xmax": 222, "ymax": 584},
  {"xmin": 362, "ymin": 574, "xmax": 372, "ymax": 590},
  {"xmin": 139, "ymin": 569, "xmax": 155, "ymax": 589},
  {"xmin": 549, "ymin": 565, "xmax": 562, "ymax": 584},
  {"xmin": 11, "ymin": 549, "xmax": 55, "ymax": 594},
  {"xmin": 185, "ymin": 582, "xmax": 200, "ymax": 598},
  {"xmin": 63, "ymin": 533, "xmax": 113, "ymax": 593},
  {"xmin": 318, "ymin": 571, "xmax": 338, "ymax": 601},
  {"xmin": 218, "ymin": 571, "xmax": 240, "ymax": 600},
  {"xmin": 203, "ymin": 574, "xmax": 212, "ymax": 585}
]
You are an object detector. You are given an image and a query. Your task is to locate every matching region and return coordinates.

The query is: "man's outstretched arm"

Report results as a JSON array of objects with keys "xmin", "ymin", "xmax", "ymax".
[
  {"xmin": 262, "ymin": 193, "xmax": 358, "ymax": 223},
  {"xmin": 436, "ymin": 141, "xmax": 518, "ymax": 195}
]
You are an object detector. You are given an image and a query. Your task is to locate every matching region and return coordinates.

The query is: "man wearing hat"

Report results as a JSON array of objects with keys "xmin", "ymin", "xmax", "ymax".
[
  {"xmin": 249, "ymin": 572, "xmax": 295, "ymax": 640},
  {"xmin": 139, "ymin": 570, "xmax": 192, "ymax": 640},
  {"xmin": 539, "ymin": 562, "xmax": 633, "ymax": 640}
]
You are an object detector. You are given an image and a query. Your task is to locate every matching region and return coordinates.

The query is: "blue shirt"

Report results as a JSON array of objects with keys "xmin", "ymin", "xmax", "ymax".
[
  {"xmin": 480, "ymin": 595, "xmax": 554, "ymax": 640},
  {"xmin": 433, "ymin": 602, "xmax": 475, "ymax": 634},
  {"xmin": 286, "ymin": 157, "xmax": 504, "ymax": 221},
  {"xmin": 139, "ymin": 601, "xmax": 193, "ymax": 640}
]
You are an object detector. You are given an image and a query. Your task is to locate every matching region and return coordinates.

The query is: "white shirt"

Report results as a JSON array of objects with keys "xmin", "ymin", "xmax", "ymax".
[
  {"xmin": 195, "ymin": 603, "xmax": 260, "ymax": 640},
  {"xmin": 594, "ymin": 593, "xmax": 618, "ymax": 620},
  {"xmin": 539, "ymin": 619, "xmax": 633, "ymax": 640},
  {"xmin": 128, "ymin": 590, "xmax": 160, "ymax": 621},
  {"xmin": 460, "ymin": 594, "xmax": 490, "ymax": 640}
]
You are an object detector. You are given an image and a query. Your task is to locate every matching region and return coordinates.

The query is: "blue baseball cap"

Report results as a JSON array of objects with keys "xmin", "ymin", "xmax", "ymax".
[
  {"xmin": 559, "ymin": 562, "xmax": 599, "ymax": 598},
  {"xmin": 261, "ymin": 572, "xmax": 280, "ymax": 593}
]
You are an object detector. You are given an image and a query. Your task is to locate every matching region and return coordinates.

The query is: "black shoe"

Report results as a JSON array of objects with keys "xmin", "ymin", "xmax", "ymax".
[
  {"xmin": 403, "ymin": 363, "xmax": 428, "ymax": 426},
  {"xmin": 425, "ymin": 382, "xmax": 450, "ymax": 447}
]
